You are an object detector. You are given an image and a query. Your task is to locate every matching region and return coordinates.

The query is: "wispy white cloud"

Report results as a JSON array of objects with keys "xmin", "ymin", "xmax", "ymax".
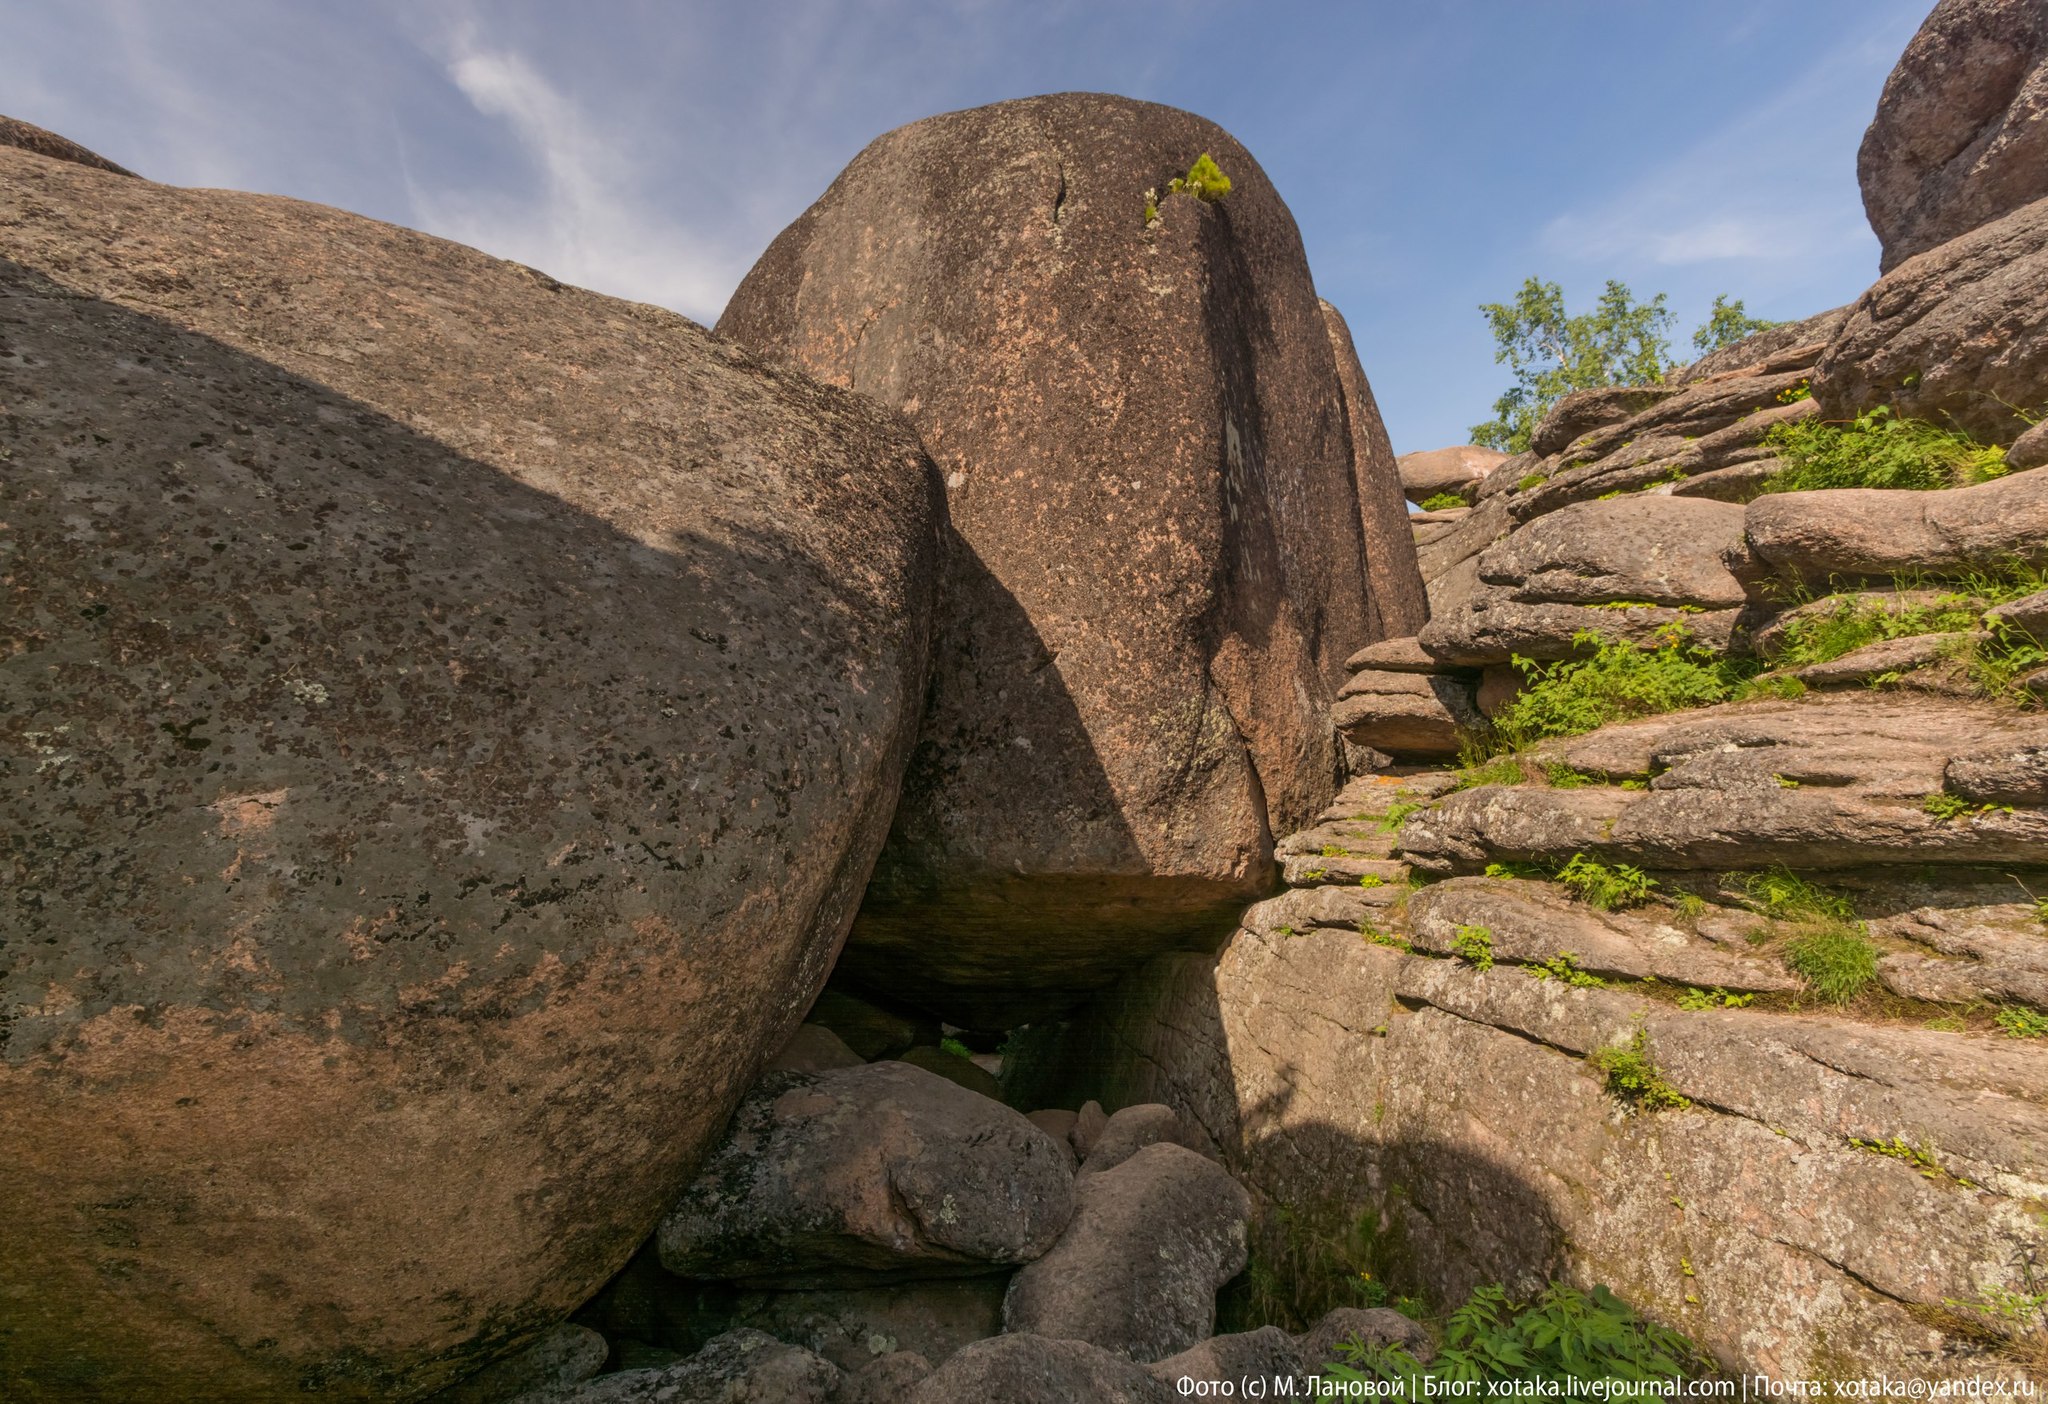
[
  {"xmin": 1535, "ymin": 12, "xmax": 1920, "ymax": 275},
  {"xmin": 404, "ymin": 28, "xmax": 748, "ymax": 323}
]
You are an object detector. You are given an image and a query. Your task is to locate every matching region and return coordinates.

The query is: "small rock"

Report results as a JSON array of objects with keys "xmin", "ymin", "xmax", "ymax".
[
  {"xmin": 1295, "ymin": 1308, "xmax": 1435, "ymax": 1372},
  {"xmin": 439, "ymin": 1324, "xmax": 607, "ymax": 1404},
  {"xmin": 1026, "ymin": 1109, "xmax": 1081, "ymax": 1169},
  {"xmin": 1476, "ymin": 664, "xmax": 1523, "ymax": 719},
  {"xmin": 1987, "ymin": 589, "xmax": 2048, "ymax": 644},
  {"xmin": 837, "ymin": 1351, "xmax": 933, "ymax": 1404},
  {"xmin": 766, "ymin": 1024, "xmax": 866, "ymax": 1074},
  {"xmin": 508, "ymin": 1330, "xmax": 841, "ymax": 1404},
  {"xmin": 1003, "ymin": 1142, "xmax": 1250, "ymax": 1361},
  {"xmin": 1344, "ymin": 636, "xmax": 1446, "ymax": 674},
  {"xmin": 658, "ymin": 1062, "xmax": 1074, "ymax": 1288},
  {"xmin": 1072, "ymin": 1101, "xmax": 1110, "ymax": 1159},
  {"xmin": 1148, "ymin": 1326, "xmax": 1303, "ymax": 1389},
  {"xmin": 905, "ymin": 1334, "xmax": 1173, "ymax": 1404},
  {"xmin": 806, "ymin": 989, "xmax": 940, "ymax": 1061},
  {"xmin": 2009, "ymin": 422, "xmax": 2048, "ymax": 472},
  {"xmin": 1332, "ymin": 673, "xmax": 1483, "ymax": 758},
  {"xmin": 1079, "ymin": 1104, "xmax": 1186, "ymax": 1176},
  {"xmin": 1399, "ymin": 445, "xmax": 1506, "ymax": 504},
  {"xmin": 893, "ymin": 1045, "xmax": 1003, "ymax": 1101},
  {"xmin": 1946, "ymin": 743, "xmax": 2048, "ymax": 807}
]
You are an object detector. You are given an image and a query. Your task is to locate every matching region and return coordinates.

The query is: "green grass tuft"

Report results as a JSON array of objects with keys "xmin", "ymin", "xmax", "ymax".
[
  {"xmin": 1557, "ymin": 853, "xmax": 1658, "ymax": 910},
  {"xmin": 1760, "ymin": 405, "xmax": 2008, "ymax": 494},
  {"xmin": 1493, "ymin": 627, "xmax": 1740, "ymax": 749},
  {"xmin": 1417, "ymin": 492, "xmax": 1467, "ymax": 511},
  {"xmin": 1784, "ymin": 927, "xmax": 1879, "ymax": 1002}
]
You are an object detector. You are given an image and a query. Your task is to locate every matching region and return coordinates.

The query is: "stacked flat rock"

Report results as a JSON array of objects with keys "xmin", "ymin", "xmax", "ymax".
[{"xmin": 1331, "ymin": 636, "xmax": 1482, "ymax": 759}]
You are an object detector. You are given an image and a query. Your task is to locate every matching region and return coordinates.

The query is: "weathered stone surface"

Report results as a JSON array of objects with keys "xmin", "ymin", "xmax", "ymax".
[
  {"xmin": 1003, "ymin": 1142, "xmax": 1250, "ymax": 1361},
  {"xmin": 1079, "ymin": 1103, "xmax": 1190, "ymax": 1176},
  {"xmin": 1344, "ymin": 636, "xmax": 1445, "ymax": 674},
  {"xmin": 1946, "ymin": 742, "xmax": 2048, "ymax": 805},
  {"xmin": 657, "ymin": 1062, "xmax": 1073, "ymax": 1288},
  {"xmin": 1475, "ymin": 664, "xmax": 1523, "ymax": 718},
  {"xmin": 1750, "ymin": 590, "xmax": 1963, "ymax": 660},
  {"xmin": 1398, "ymin": 445, "xmax": 1506, "ymax": 504},
  {"xmin": 905, "ymin": 1335, "xmax": 1173, "ymax": 1404},
  {"xmin": 1323, "ymin": 299, "xmax": 1429, "ymax": 636},
  {"xmin": 1813, "ymin": 196, "xmax": 2048, "ymax": 442},
  {"xmin": 804, "ymin": 988, "xmax": 939, "ymax": 1062},
  {"xmin": 0, "ymin": 114, "xmax": 135, "ymax": 176},
  {"xmin": 507, "ymin": 1331, "xmax": 842, "ymax": 1404},
  {"xmin": 893, "ymin": 1045, "xmax": 1002, "ymax": 1101},
  {"xmin": 1401, "ymin": 695, "xmax": 2048, "ymax": 873},
  {"xmin": 1331, "ymin": 674, "xmax": 1482, "ymax": 758},
  {"xmin": 1745, "ymin": 466, "xmax": 2048, "ymax": 580},
  {"xmin": 719, "ymin": 93, "xmax": 1391, "ymax": 1023},
  {"xmin": 765, "ymin": 1025, "xmax": 866, "ymax": 1075},
  {"xmin": 1986, "ymin": 588, "xmax": 2048, "ymax": 643},
  {"xmin": 1295, "ymin": 1309, "xmax": 1433, "ymax": 1370},
  {"xmin": 1405, "ymin": 879, "xmax": 1801, "ymax": 993},
  {"xmin": 1039, "ymin": 922, "xmax": 2047, "ymax": 1378},
  {"xmin": 1859, "ymin": 0, "xmax": 2048, "ymax": 270},
  {"xmin": 1789, "ymin": 632, "xmax": 1969, "ymax": 687},
  {"xmin": 1073, "ymin": 1101, "xmax": 1111, "ymax": 1159},
  {"xmin": 1669, "ymin": 307, "xmax": 1849, "ymax": 385},
  {"xmin": 0, "ymin": 142, "xmax": 942, "ymax": 1402},
  {"xmin": 715, "ymin": 1278, "xmax": 1003, "ymax": 1374},
  {"xmin": 1531, "ymin": 385, "xmax": 1682, "ymax": 457},
  {"xmin": 1418, "ymin": 497, "xmax": 1750, "ymax": 666},
  {"xmin": 838, "ymin": 1352, "xmax": 933, "ymax": 1404},
  {"xmin": 438, "ymin": 1325, "xmax": 607, "ymax": 1404},
  {"xmin": 2010, "ymin": 420, "xmax": 2048, "ymax": 470},
  {"xmin": 1147, "ymin": 1326, "xmax": 1302, "ymax": 1390},
  {"xmin": 1279, "ymin": 853, "xmax": 1410, "ymax": 888}
]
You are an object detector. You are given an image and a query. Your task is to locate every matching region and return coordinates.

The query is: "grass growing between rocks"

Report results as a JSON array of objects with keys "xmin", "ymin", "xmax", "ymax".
[
  {"xmin": 1735, "ymin": 869, "xmax": 1881, "ymax": 1004},
  {"xmin": 1417, "ymin": 492, "xmax": 1467, "ymax": 511},
  {"xmin": 1759, "ymin": 405, "xmax": 2008, "ymax": 494},
  {"xmin": 1590, "ymin": 1018, "xmax": 1691, "ymax": 1112},
  {"xmin": 1490, "ymin": 627, "xmax": 1748, "ymax": 751},
  {"xmin": 1324, "ymin": 1282, "xmax": 1707, "ymax": 1386}
]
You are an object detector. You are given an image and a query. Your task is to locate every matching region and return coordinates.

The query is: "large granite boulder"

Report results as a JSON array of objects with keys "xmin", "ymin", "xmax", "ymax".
[
  {"xmin": 717, "ymin": 93, "xmax": 1410, "ymax": 1025},
  {"xmin": 1744, "ymin": 463, "xmax": 2048, "ymax": 582},
  {"xmin": 1859, "ymin": 0, "xmax": 2048, "ymax": 271},
  {"xmin": 1322, "ymin": 299, "xmax": 1428, "ymax": 636},
  {"xmin": 1397, "ymin": 445, "xmax": 1506, "ymax": 505},
  {"xmin": 1813, "ymin": 195, "xmax": 2048, "ymax": 442},
  {"xmin": 0, "ymin": 136, "xmax": 941, "ymax": 1401},
  {"xmin": 658, "ymin": 1062, "xmax": 1074, "ymax": 1288}
]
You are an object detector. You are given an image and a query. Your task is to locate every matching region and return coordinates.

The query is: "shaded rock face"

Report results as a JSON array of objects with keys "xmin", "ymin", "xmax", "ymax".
[
  {"xmin": 1859, "ymin": 0, "xmax": 2048, "ymax": 271},
  {"xmin": 0, "ymin": 142, "xmax": 941, "ymax": 1401},
  {"xmin": 717, "ymin": 93, "xmax": 1407, "ymax": 1025},
  {"xmin": 1321, "ymin": 299, "xmax": 1428, "ymax": 636},
  {"xmin": 657, "ymin": 1062, "xmax": 1073, "ymax": 1288},
  {"xmin": 1814, "ymin": 195, "xmax": 2048, "ymax": 442}
]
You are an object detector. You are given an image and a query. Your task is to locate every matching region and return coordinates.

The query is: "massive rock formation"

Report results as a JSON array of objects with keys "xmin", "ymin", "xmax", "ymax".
[
  {"xmin": 1859, "ymin": 0, "xmax": 2048, "ymax": 271},
  {"xmin": 1814, "ymin": 194, "xmax": 2048, "ymax": 442},
  {"xmin": 0, "ymin": 134, "xmax": 940, "ymax": 1401},
  {"xmin": 718, "ymin": 93, "xmax": 1418, "ymax": 1025},
  {"xmin": 1321, "ymin": 300, "xmax": 1429, "ymax": 637}
]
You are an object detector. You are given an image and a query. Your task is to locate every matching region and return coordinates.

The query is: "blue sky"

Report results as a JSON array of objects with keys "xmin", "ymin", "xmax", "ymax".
[{"xmin": 4, "ymin": 0, "xmax": 1930, "ymax": 454}]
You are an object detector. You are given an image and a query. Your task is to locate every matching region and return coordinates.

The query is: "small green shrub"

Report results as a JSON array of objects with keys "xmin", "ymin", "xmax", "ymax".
[
  {"xmin": 1995, "ymin": 1006, "xmax": 2048, "ymax": 1039},
  {"xmin": 1517, "ymin": 471, "xmax": 1549, "ymax": 492},
  {"xmin": 1784, "ymin": 927, "xmax": 1879, "ymax": 1002},
  {"xmin": 1558, "ymin": 853, "xmax": 1658, "ymax": 910},
  {"xmin": 1760, "ymin": 405, "xmax": 2008, "ymax": 494},
  {"xmin": 939, "ymin": 1036, "xmax": 974, "ymax": 1060},
  {"xmin": 1543, "ymin": 762, "xmax": 1604, "ymax": 789},
  {"xmin": 1417, "ymin": 492, "xmax": 1467, "ymax": 511},
  {"xmin": 1851, "ymin": 1136, "xmax": 1948, "ymax": 1181},
  {"xmin": 1769, "ymin": 594, "xmax": 1980, "ymax": 671},
  {"xmin": 1530, "ymin": 952, "xmax": 1607, "ymax": 988},
  {"xmin": 1923, "ymin": 791, "xmax": 2008, "ymax": 822},
  {"xmin": 1359, "ymin": 874, "xmax": 1385, "ymax": 889},
  {"xmin": 1378, "ymin": 800, "xmax": 1425, "ymax": 833},
  {"xmin": 1300, "ymin": 866, "xmax": 1329, "ymax": 882},
  {"xmin": 1326, "ymin": 1281, "xmax": 1702, "ymax": 1385},
  {"xmin": 1321, "ymin": 843, "xmax": 1350, "ymax": 857},
  {"xmin": 1452, "ymin": 924, "xmax": 1495, "ymax": 971},
  {"xmin": 1673, "ymin": 893, "xmax": 1709, "ymax": 920},
  {"xmin": 1677, "ymin": 986, "xmax": 1754, "ymax": 1010},
  {"xmin": 1590, "ymin": 1022, "xmax": 1690, "ymax": 1111},
  {"xmin": 1167, "ymin": 152, "xmax": 1231, "ymax": 201},
  {"xmin": 1493, "ymin": 628, "xmax": 1740, "ymax": 748}
]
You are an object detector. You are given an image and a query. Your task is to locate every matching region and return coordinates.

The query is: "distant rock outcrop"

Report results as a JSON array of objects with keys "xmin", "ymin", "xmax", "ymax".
[
  {"xmin": 1859, "ymin": 0, "xmax": 2048, "ymax": 270},
  {"xmin": 719, "ymin": 93, "xmax": 1420, "ymax": 1025},
  {"xmin": 1396, "ymin": 444, "xmax": 1505, "ymax": 505},
  {"xmin": 0, "ymin": 130, "xmax": 940, "ymax": 1402}
]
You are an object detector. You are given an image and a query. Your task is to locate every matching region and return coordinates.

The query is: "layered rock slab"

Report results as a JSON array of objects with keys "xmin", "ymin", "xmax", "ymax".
[
  {"xmin": 717, "ymin": 93, "xmax": 1414, "ymax": 1024},
  {"xmin": 0, "ymin": 139, "xmax": 941, "ymax": 1401}
]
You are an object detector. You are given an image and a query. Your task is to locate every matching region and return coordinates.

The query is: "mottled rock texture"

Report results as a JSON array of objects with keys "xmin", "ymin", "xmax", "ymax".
[
  {"xmin": 1814, "ymin": 195, "xmax": 2048, "ymax": 441},
  {"xmin": 717, "ymin": 93, "xmax": 1415, "ymax": 1025},
  {"xmin": 1860, "ymin": 0, "xmax": 2048, "ymax": 271},
  {"xmin": 0, "ymin": 115, "xmax": 135, "ymax": 177},
  {"xmin": 657, "ymin": 1062, "xmax": 1073, "ymax": 1288},
  {"xmin": 0, "ymin": 138, "xmax": 941, "ymax": 1401},
  {"xmin": 1321, "ymin": 299, "xmax": 1428, "ymax": 636},
  {"xmin": 1396, "ymin": 445, "xmax": 1505, "ymax": 505}
]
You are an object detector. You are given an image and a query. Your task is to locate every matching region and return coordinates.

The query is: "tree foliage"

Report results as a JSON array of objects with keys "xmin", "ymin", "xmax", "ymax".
[
  {"xmin": 1691, "ymin": 294, "xmax": 1779, "ymax": 353},
  {"xmin": 1470, "ymin": 279, "xmax": 1778, "ymax": 454}
]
